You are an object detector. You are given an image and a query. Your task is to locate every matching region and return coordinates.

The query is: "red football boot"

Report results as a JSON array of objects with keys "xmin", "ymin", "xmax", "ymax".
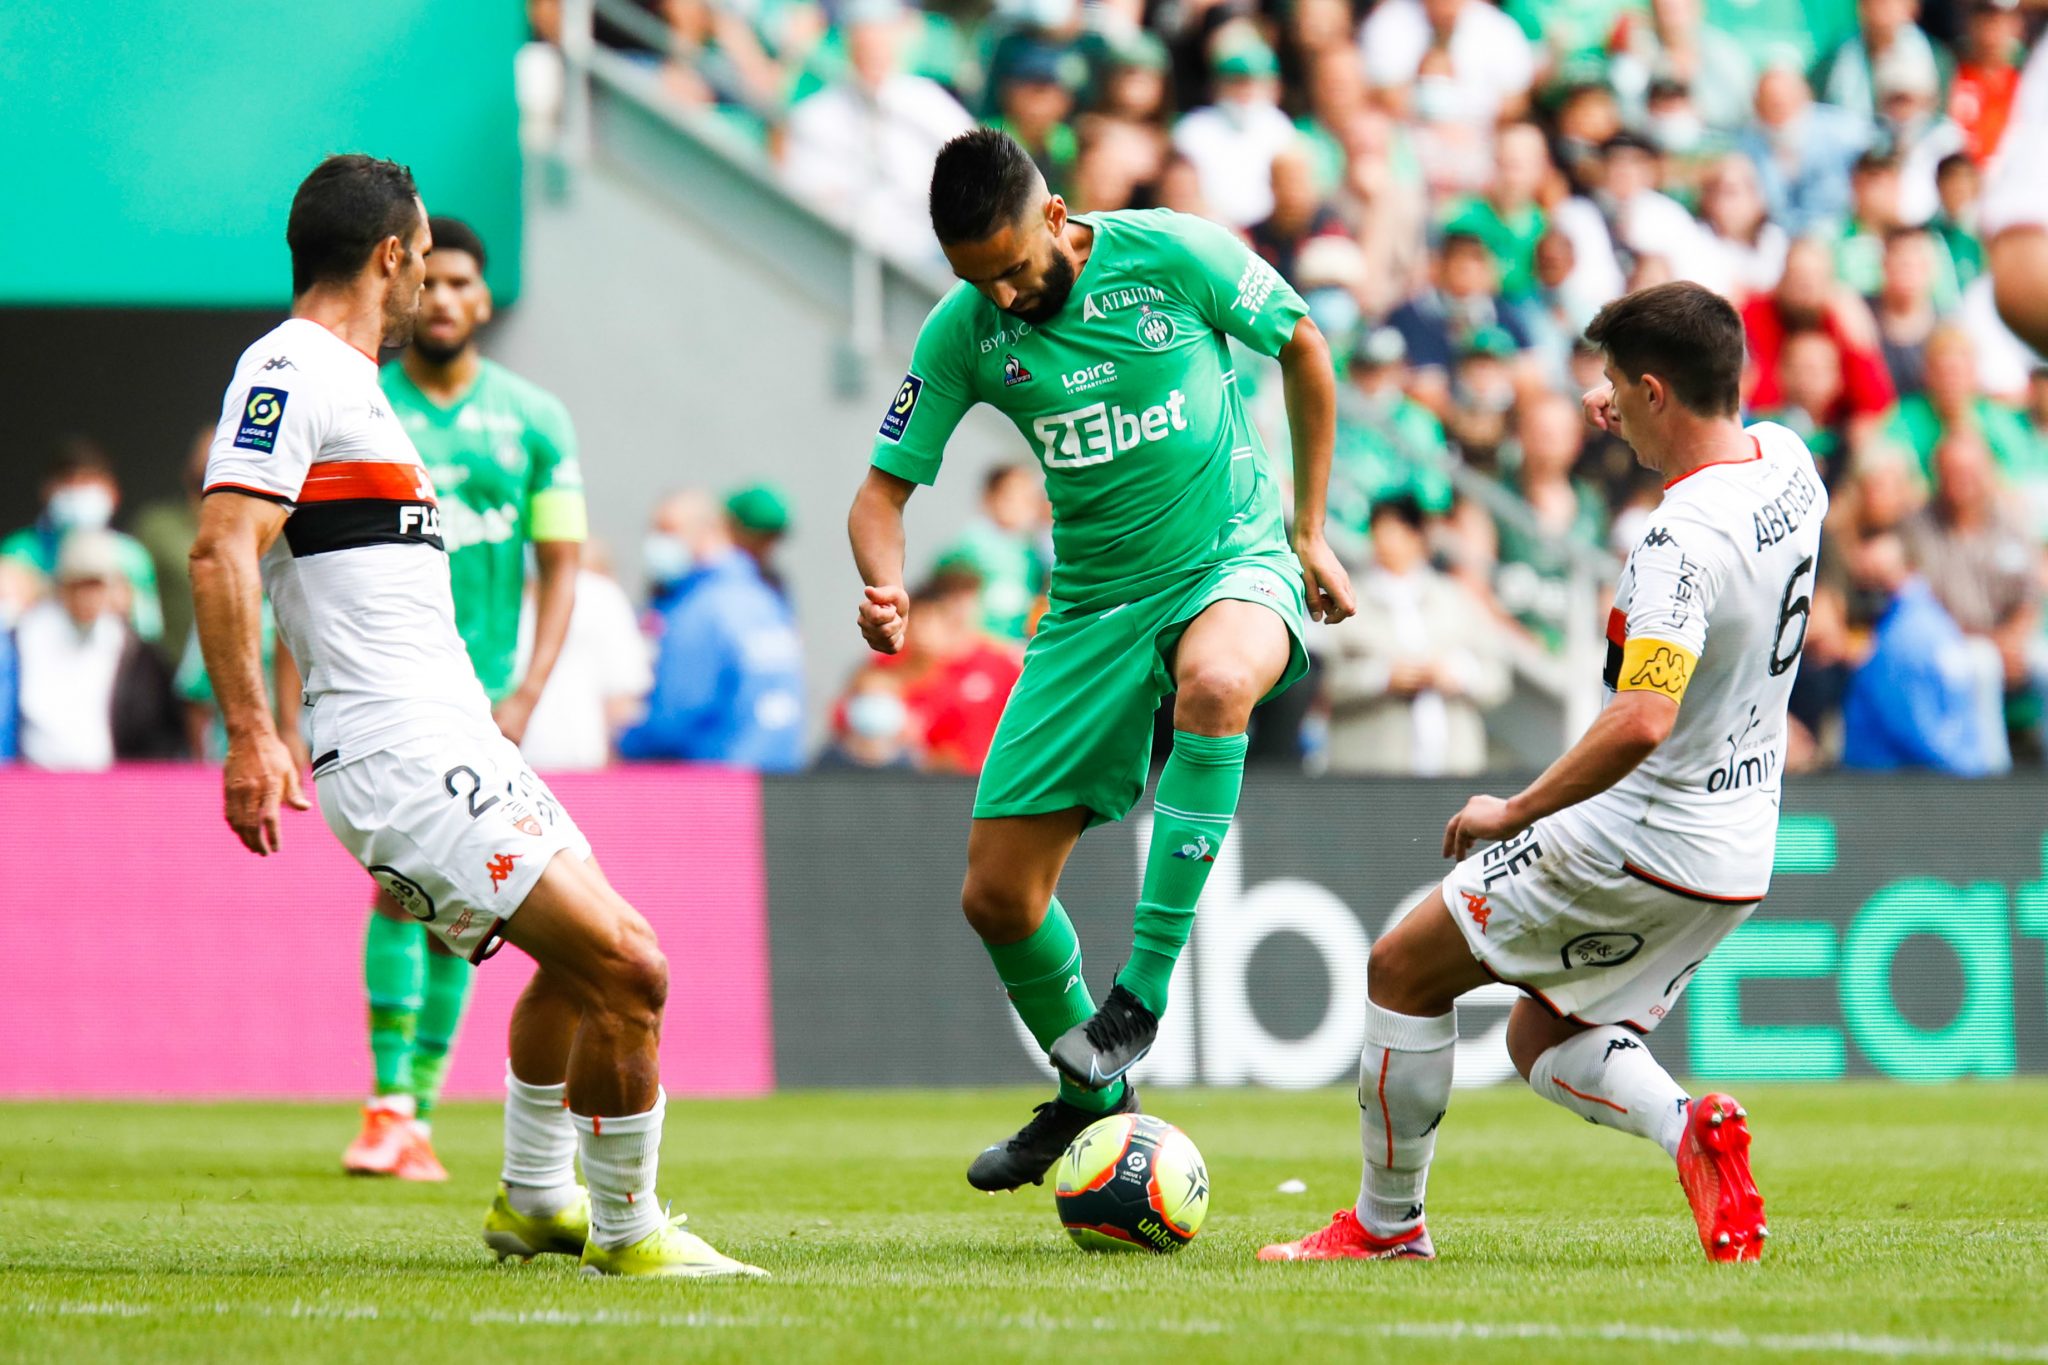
[
  {"xmin": 1676, "ymin": 1092, "xmax": 1767, "ymax": 1262},
  {"xmin": 342, "ymin": 1103, "xmax": 413, "ymax": 1176},
  {"xmin": 1258, "ymin": 1209, "xmax": 1435, "ymax": 1262}
]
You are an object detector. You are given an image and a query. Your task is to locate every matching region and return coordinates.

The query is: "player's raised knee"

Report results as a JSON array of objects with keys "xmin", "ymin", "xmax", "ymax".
[
  {"xmin": 960, "ymin": 876, "xmax": 1039, "ymax": 944},
  {"xmin": 1174, "ymin": 661, "xmax": 1261, "ymax": 732}
]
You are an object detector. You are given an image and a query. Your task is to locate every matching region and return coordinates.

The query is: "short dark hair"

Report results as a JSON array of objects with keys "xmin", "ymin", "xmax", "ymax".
[
  {"xmin": 1882, "ymin": 223, "xmax": 1933, "ymax": 249},
  {"xmin": 1370, "ymin": 494, "xmax": 1428, "ymax": 534},
  {"xmin": 1584, "ymin": 281, "xmax": 1745, "ymax": 416},
  {"xmin": 286, "ymin": 154, "xmax": 422, "ymax": 296},
  {"xmin": 929, "ymin": 129, "xmax": 1043, "ymax": 246},
  {"xmin": 46, "ymin": 436, "xmax": 115, "ymax": 484},
  {"xmin": 1936, "ymin": 151, "xmax": 1977, "ymax": 183},
  {"xmin": 427, "ymin": 215, "xmax": 487, "ymax": 272}
]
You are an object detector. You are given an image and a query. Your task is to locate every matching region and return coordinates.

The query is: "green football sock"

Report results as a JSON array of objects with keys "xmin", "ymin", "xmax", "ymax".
[
  {"xmin": 364, "ymin": 912, "xmax": 426, "ymax": 1097},
  {"xmin": 411, "ymin": 949, "xmax": 475, "ymax": 1120},
  {"xmin": 1118, "ymin": 729, "xmax": 1248, "ymax": 1017},
  {"xmin": 984, "ymin": 898, "xmax": 1126, "ymax": 1113}
]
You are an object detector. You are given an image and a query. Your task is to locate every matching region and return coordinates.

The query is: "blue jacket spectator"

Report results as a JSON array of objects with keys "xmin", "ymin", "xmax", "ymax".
[
  {"xmin": 0, "ymin": 625, "xmax": 16, "ymax": 762},
  {"xmin": 1735, "ymin": 68, "xmax": 1872, "ymax": 237},
  {"xmin": 618, "ymin": 547, "xmax": 805, "ymax": 771},
  {"xmin": 1843, "ymin": 571, "xmax": 2008, "ymax": 776}
]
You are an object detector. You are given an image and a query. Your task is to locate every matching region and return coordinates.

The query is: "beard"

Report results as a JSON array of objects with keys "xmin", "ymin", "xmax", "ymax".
[
  {"xmin": 1004, "ymin": 249, "xmax": 1077, "ymax": 325},
  {"xmin": 410, "ymin": 327, "xmax": 471, "ymax": 364}
]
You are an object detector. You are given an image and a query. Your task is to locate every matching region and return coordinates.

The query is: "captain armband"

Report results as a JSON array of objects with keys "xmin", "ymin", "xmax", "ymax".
[{"xmin": 1616, "ymin": 636, "xmax": 1697, "ymax": 702}]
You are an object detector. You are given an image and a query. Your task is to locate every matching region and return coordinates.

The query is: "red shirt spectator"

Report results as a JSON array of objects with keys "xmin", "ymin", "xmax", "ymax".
[
  {"xmin": 1949, "ymin": 0, "xmax": 2026, "ymax": 164},
  {"xmin": 901, "ymin": 638, "xmax": 1021, "ymax": 774},
  {"xmin": 1742, "ymin": 238, "xmax": 1895, "ymax": 420}
]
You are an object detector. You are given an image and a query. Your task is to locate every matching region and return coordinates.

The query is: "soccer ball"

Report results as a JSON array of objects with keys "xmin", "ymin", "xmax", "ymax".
[{"xmin": 1052, "ymin": 1113, "xmax": 1209, "ymax": 1253}]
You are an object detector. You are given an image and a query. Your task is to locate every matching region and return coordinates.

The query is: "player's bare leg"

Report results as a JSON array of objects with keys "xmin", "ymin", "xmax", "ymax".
[
  {"xmin": 491, "ymin": 851, "xmax": 764, "ymax": 1277},
  {"xmin": 1261, "ymin": 888, "xmax": 1486, "ymax": 1262},
  {"xmin": 961, "ymin": 810, "xmax": 1139, "ymax": 1191},
  {"xmin": 1508, "ymin": 1000, "xmax": 1766, "ymax": 1262},
  {"xmin": 1053, "ymin": 599, "xmax": 1291, "ymax": 1090}
]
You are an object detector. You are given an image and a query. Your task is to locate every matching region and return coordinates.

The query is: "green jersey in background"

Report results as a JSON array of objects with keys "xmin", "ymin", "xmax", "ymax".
[
  {"xmin": 381, "ymin": 358, "xmax": 586, "ymax": 700},
  {"xmin": 873, "ymin": 209, "xmax": 1305, "ymax": 611}
]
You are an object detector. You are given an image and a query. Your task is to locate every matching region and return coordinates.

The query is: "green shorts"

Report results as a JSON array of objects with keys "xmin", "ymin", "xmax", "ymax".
[{"xmin": 972, "ymin": 552, "xmax": 1310, "ymax": 825}]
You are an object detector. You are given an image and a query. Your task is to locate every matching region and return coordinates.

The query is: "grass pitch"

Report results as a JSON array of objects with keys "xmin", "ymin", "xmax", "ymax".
[{"xmin": 1, "ymin": 1084, "xmax": 2043, "ymax": 1364}]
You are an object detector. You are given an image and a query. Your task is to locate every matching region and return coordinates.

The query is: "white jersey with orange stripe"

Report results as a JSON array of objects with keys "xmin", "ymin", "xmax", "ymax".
[
  {"xmin": 204, "ymin": 318, "xmax": 495, "ymax": 764},
  {"xmin": 1586, "ymin": 421, "xmax": 1827, "ymax": 902}
]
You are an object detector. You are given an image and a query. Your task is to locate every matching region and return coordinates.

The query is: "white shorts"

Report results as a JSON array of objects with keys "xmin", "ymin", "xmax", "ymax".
[
  {"xmin": 316, "ymin": 728, "xmax": 591, "ymax": 963},
  {"xmin": 1441, "ymin": 808, "xmax": 1760, "ymax": 1033}
]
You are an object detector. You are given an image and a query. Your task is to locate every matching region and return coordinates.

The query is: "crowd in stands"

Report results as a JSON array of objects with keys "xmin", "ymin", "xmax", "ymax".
[
  {"xmin": 5, "ymin": 0, "xmax": 2045, "ymax": 779},
  {"xmin": 556, "ymin": 0, "xmax": 2048, "ymax": 777}
]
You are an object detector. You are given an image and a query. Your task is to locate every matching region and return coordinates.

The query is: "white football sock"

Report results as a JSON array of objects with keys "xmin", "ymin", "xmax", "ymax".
[
  {"xmin": 1529, "ymin": 1026, "xmax": 1690, "ymax": 1158},
  {"xmin": 573, "ymin": 1088, "xmax": 667, "ymax": 1249},
  {"xmin": 1355, "ymin": 1000, "xmax": 1457, "ymax": 1239},
  {"xmin": 368, "ymin": 1093, "xmax": 415, "ymax": 1119},
  {"xmin": 501, "ymin": 1063, "xmax": 580, "ymax": 1218}
]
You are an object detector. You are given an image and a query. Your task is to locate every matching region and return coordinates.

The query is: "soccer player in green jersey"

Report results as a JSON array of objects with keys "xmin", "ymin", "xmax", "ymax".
[
  {"xmin": 847, "ymin": 129, "xmax": 1357, "ymax": 1190},
  {"xmin": 329, "ymin": 217, "xmax": 587, "ymax": 1180}
]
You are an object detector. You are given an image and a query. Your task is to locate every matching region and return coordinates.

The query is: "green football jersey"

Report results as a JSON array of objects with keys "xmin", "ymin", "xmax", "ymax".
[
  {"xmin": 872, "ymin": 209, "xmax": 1308, "ymax": 613},
  {"xmin": 381, "ymin": 357, "xmax": 587, "ymax": 700}
]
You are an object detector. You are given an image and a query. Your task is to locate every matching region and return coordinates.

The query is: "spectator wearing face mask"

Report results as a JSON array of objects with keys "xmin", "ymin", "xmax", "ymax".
[
  {"xmin": 13, "ymin": 531, "xmax": 183, "ymax": 770},
  {"xmin": 1359, "ymin": 0, "xmax": 1536, "ymax": 129},
  {"xmin": 1170, "ymin": 32, "xmax": 1298, "ymax": 230},
  {"xmin": 817, "ymin": 666, "xmax": 919, "ymax": 770},
  {"xmin": 1, "ymin": 443, "xmax": 163, "ymax": 645},
  {"xmin": 1443, "ymin": 327, "xmax": 1522, "ymax": 471},
  {"xmin": 1594, "ymin": 131, "xmax": 1723, "ymax": 289},
  {"xmin": 640, "ymin": 489, "xmax": 711, "ymax": 618},
  {"xmin": 1872, "ymin": 42, "xmax": 1970, "ymax": 227},
  {"xmin": 618, "ymin": 490, "xmax": 805, "ymax": 770},
  {"xmin": 1819, "ymin": 0, "xmax": 1942, "ymax": 125}
]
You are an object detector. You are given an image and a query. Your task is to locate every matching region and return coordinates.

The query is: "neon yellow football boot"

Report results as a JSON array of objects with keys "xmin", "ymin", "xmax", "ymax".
[
  {"xmin": 578, "ymin": 1209, "xmax": 768, "ymax": 1279},
  {"xmin": 482, "ymin": 1184, "xmax": 591, "ymax": 1262}
]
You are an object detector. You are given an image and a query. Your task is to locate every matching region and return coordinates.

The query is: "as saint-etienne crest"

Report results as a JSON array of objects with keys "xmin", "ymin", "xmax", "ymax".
[{"xmin": 1135, "ymin": 306, "xmax": 1176, "ymax": 351}]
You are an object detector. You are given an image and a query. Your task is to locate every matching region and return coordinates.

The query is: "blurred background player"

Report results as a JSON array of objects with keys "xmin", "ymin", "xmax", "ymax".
[
  {"xmin": 1262, "ymin": 283, "xmax": 1813, "ymax": 1266},
  {"xmin": 301, "ymin": 215, "xmax": 587, "ymax": 1181},
  {"xmin": 848, "ymin": 129, "xmax": 1355, "ymax": 1192}
]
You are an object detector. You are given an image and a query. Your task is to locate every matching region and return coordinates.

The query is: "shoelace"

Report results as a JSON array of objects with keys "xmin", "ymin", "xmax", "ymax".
[
  {"xmin": 1081, "ymin": 990, "xmax": 1149, "ymax": 1051},
  {"xmin": 1007, "ymin": 1102, "xmax": 1064, "ymax": 1150}
]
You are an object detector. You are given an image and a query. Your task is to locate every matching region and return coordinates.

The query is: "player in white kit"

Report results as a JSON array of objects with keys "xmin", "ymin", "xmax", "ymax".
[
  {"xmin": 188, "ymin": 154, "xmax": 763, "ymax": 1279},
  {"xmin": 1262, "ymin": 282, "xmax": 1820, "ymax": 1266}
]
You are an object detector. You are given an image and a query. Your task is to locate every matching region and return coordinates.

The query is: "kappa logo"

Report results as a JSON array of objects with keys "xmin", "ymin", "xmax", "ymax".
[
  {"xmin": 258, "ymin": 356, "xmax": 297, "ymax": 372},
  {"xmin": 1003, "ymin": 353, "xmax": 1034, "ymax": 386},
  {"xmin": 1601, "ymin": 1036, "xmax": 1643, "ymax": 1063},
  {"xmin": 1460, "ymin": 890, "xmax": 1492, "ymax": 933},
  {"xmin": 1641, "ymin": 526, "xmax": 1676, "ymax": 549},
  {"xmin": 1625, "ymin": 645, "xmax": 1693, "ymax": 698},
  {"xmin": 1173, "ymin": 834, "xmax": 1216, "ymax": 862},
  {"xmin": 486, "ymin": 852, "xmax": 522, "ymax": 891}
]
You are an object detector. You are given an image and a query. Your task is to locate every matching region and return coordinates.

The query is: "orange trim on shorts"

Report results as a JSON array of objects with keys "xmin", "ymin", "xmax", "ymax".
[
  {"xmin": 1620, "ymin": 862, "xmax": 1765, "ymax": 906},
  {"xmin": 1377, "ymin": 1049, "xmax": 1394, "ymax": 1167},
  {"xmin": 298, "ymin": 460, "xmax": 437, "ymax": 504},
  {"xmin": 1475, "ymin": 958, "xmax": 1653, "ymax": 1036}
]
